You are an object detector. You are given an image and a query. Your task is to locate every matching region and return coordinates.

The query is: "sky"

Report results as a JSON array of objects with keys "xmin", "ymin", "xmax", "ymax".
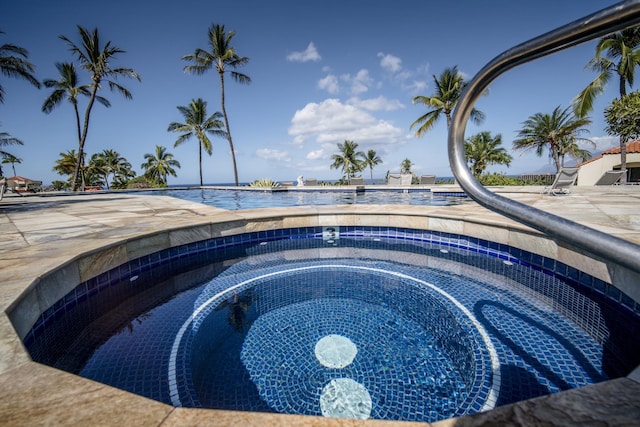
[{"xmin": 0, "ymin": 0, "xmax": 629, "ymax": 186}]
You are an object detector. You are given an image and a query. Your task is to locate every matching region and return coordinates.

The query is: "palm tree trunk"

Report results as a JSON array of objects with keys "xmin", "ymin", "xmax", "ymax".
[
  {"xmin": 219, "ymin": 71, "xmax": 239, "ymax": 186},
  {"xmin": 72, "ymin": 82, "xmax": 99, "ymax": 191},
  {"xmin": 620, "ymin": 137, "xmax": 627, "ymax": 184},
  {"xmin": 198, "ymin": 140, "xmax": 203, "ymax": 186}
]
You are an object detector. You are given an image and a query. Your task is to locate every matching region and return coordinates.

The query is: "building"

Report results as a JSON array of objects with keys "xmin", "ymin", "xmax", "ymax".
[
  {"xmin": 577, "ymin": 140, "xmax": 640, "ymax": 185},
  {"xmin": 4, "ymin": 176, "xmax": 43, "ymax": 193}
]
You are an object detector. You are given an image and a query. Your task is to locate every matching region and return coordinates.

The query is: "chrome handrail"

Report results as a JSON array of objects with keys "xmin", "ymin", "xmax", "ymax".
[{"xmin": 449, "ymin": 0, "xmax": 640, "ymax": 275}]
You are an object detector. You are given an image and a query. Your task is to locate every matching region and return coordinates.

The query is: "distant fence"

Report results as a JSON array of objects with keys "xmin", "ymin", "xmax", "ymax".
[{"xmin": 519, "ymin": 174, "xmax": 556, "ymax": 185}]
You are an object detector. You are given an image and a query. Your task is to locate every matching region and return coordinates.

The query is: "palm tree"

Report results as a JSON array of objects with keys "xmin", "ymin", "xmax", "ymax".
[
  {"xmin": 330, "ymin": 140, "xmax": 365, "ymax": 180},
  {"xmin": 91, "ymin": 149, "xmax": 133, "ymax": 189},
  {"xmin": 42, "ymin": 62, "xmax": 109, "ymax": 145},
  {"xmin": 59, "ymin": 26, "xmax": 141, "ymax": 191},
  {"xmin": 182, "ymin": 24, "xmax": 250, "ymax": 186},
  {"xmin": 464, "ymin": 131, "xmax": 513, "ymax": 178},
  {"xmin": 513, "ymin": 106, "xmax": 592, "ymax": 174},
  {"xmin": 2, "ymin": 154, "xmax": 21, "ymax": 176},
  {"xmin": 141, "ymin": 145, "xmax": 181, "ymax": 185},
  {"xmin": 574, "ymin": 27, "xmax": 640, "ymax": 117},
  {"xmin": 0, "ymin": 129, "xmax": 23, "ymax": 159},
  {"xmin": 167, "ymin": 98, "xmax": 225, "ymax": 186},
  {"xmin": 362, "ymin": 149, "xmax": 383, "ymax": 184},
  {"xmin": 411, "ymin": 66, "xmax": 485, "ymax": 137},
  {"xmin": 53, "ymin": 149, "xmax": 82, "ymax": 186},
  {"xmin": 400, "ymin": 158, "xmax": 413, "ymax": 174},
  {"xmin": 574, "ymin": 27, "xmax": 640, "ymax": 183},
  {"xmin": 0, "ymin": 30, "xmax": 41, "ymax": 103},
  {"xmin": 1, "ymin": 129, "xmax": 22, "ymax": 177}
]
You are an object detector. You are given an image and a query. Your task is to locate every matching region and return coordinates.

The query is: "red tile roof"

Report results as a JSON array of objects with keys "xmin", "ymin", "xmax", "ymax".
[
  {"xmin": 601, "ymin": 140, "xmax": 640, "ymax": 155},
  {"xmin": 578, "ymin": 140, "xmax": 640, "ymax": 166}
]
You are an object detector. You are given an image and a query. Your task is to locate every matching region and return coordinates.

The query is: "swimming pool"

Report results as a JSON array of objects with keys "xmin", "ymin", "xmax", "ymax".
[
  {"xmin": 139, "ymin": 188, "xmax": 468, "ymax": 210},
  {"xmin": 25, "ymin": 225, "xmax": 634, "ymax": 423}
]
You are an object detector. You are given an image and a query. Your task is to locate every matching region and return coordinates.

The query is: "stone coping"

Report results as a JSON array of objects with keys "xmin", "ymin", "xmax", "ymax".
[{"xmin": 1, "ymin": 188, "xmax": 639, "ymax": 425}]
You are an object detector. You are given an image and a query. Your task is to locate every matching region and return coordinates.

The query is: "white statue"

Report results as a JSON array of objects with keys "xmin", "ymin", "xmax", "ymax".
[{"xmin": 297, "ymin": 175, "xmax": 305, "ymax": 186}]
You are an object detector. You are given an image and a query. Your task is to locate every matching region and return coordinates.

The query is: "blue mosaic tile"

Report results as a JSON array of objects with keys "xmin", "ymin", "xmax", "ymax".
[{"xmin": 22, "ymin": 226, "xmax": 640, "ymax": 423}]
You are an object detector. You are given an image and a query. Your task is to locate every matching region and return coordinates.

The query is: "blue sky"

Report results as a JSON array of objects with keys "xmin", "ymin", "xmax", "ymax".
[{"xmin": 1, "ymin": 0, "xmax": 626, "ymax": 185}]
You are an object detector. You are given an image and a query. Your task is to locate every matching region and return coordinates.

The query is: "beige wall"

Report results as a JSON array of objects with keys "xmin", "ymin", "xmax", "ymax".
[{"xmin": 578, "ymin": 152, "xmax": 640, "ymax": 185}]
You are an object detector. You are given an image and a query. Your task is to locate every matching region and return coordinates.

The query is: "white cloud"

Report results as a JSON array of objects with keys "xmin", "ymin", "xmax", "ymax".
[
  {"xmin": 318, "ymin": 74, "xmax": 340, "ymax": 94},
  {"xmin": 341, "ymin": 69, "xmax": 375, "ymax": 95},
  {"xmin": 288, "ymin": 98, "xmax": 404, "ymax": 146},
  {"xmin": 286, "ymin": 42, "xmax": 321, "ymax": 63},
  {"xmin": 256, "ymin": 148, "xmax": 290, "ymax": 162},
  {"xmin": 306, "ymin": 149, "xmax": 324, "ymax": 160},
  {"xmin": 377, "ymin": 52, "xmax": 402, "ymax": 74},
  {"xmin": 347, "ymin": 96, "xmax": 404, "ymax": 112}
]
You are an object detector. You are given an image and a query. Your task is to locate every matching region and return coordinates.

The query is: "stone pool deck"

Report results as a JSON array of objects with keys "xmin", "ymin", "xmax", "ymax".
[{"xmin": 1, "ymin": 186, "xmax": 639, "ymax": 426}]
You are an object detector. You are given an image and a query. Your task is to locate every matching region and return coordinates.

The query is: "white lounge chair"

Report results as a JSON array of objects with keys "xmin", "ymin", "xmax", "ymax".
[
  {"xmin": 594, "ymin": 170, "xmax": 623, "ymax": 186},
  {"xmin": 542, "ymin": 167, "xmax": 579, "ymax": 195},
  {"xmin": 419, "ymin": 175, "xmax": 436, "ymax": 185}
]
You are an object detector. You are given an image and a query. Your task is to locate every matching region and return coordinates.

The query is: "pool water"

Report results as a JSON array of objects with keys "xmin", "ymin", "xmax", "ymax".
[
  {"xmin": 25, "ymin": 228, "xmax": 623, "ymax": 423},
  {"xmin": 140, "ymin": 188, "xmax": 467, "ymax": 210}
]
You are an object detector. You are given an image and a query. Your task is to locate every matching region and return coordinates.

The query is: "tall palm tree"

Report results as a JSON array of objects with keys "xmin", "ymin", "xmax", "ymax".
[
  {"xmin": 0, "ymin": 29, "xmax": 41, "ymax": 103},
  {"xmin": 59, "ymin": 26, "xmax": 141, "ymax": 191},
  {"xmin": 330, "ymin": 140, "xmax": 365, "ymax": 180},
  {"xmin": 182, "ymin": 24, "xmax": 250, "ymax": 186},
  {"xmin": 464, "ymin": 131, "xmax": 512, "ymax": 178},
  {"xmin": 513, "ymin": 106, "xmax": 592, "ymax": 174},
  {"xmin": 574, "ymin": 27, "xmax": 640, "ymax": 117},
  {"xmin": 142, "ymin": 145, "xmax": 181, "ymax": 185},
  {"xmin": 168, "ymin": 98, "xmax": 226, "ymax": 186},
  {"xmin": 574, "ymin": 27, "xmax": 640, "ymax": 183},
  {"xmin": 2, "ymin": 154, "xmax": 21, "ymax": 176},
  {"xmin": 42, "ymin": 62, "xmax": 108, "ymax": 145},
  {"xmin": 362, "ymin": 149, "xmax": 383, "ymax": 184},
  {"xmin": 411, "ymin": 66, "xmax": 485, "ymax": 137}
]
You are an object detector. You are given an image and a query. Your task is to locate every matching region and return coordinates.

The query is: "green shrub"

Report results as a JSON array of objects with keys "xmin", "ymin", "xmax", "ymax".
[{"xmin": 249, "ymin": 178, "xmax": 280, "ymax": 188}]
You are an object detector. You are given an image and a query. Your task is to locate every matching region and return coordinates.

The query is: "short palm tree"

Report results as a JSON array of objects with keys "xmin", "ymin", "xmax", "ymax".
[
  {"xmin": 2, "ymin": 154, "xmax": 21, "ymax": 176},
  {"xmin": 42, "ymin": 62, "xmax": 109, "ymax": 144},
  {"xmin": 92, "ymin": 149, "xmax": 133, "ymax": 189},
  {"xmin": 411, "ymin": 66, "xmax": 484, "ymax": 137},
  {"xmin": 330, "ymin": 140, "xmax": 365, "ymax": 180},
  {"xmin": 0, "ymin": 129, "xmax": 23, "ymax": 159},
  {"xmin": 464, "ymin": 131, "xmax": 512, "ymax": 178},
  {"xmin": 513, "ymin": 106, "xmax": 592, "ymax": 174},
  {"xmin": 0, "ymin": 29, "xmax": 41, "ymax": 103},
  {"xmin": 400, "ymin": 158, "xmax": 413, "ymax": 174},
  {"xmin": 60, "ymin": 26, "xmax": 141, "ymax": 191},
  {"xmin": 142, "ymin": 145, "xmax": 181, "ymax": 186},
  {"xmin": 53, "ymin": 150, "xmax": 82, "ymax": 186},
  {"xmin": 362, "ymin": 149, "xmax": 382, "ymax": 184},
  {"xmin": 168, "ymin": 98, "xmax": 226, "ymax": 186},
  {"xmin": 182, "ymin": 24, "xmax": 250, "ymax": 186}
]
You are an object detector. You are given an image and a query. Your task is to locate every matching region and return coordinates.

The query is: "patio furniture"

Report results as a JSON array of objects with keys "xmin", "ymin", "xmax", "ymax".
[
  {"xmin": 594, "ymin": 170, "xmax": 624, "ymax": 185},
  {"xmin": 541, "ymin": 167, "xmax": 579, "ymax": 195}
]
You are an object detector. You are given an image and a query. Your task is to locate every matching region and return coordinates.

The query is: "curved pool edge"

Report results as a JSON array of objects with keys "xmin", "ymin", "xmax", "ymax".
[{"xmin": 1, "ymin": 191, "xmax": 640, "ymax": 426}]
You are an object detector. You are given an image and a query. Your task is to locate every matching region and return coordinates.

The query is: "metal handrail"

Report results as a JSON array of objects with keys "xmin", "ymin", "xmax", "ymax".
[{"xmin": 449, "ymin": 0, "xmax": 640, "ymax": 275}]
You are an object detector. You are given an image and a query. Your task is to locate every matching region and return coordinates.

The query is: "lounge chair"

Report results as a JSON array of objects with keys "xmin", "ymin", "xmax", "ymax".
[
  {"xmin": 387, "ymin": 173, "xmax": 401, "ymax": 185},
  {"xmin": 594, "ymin": 170, "xmax": 623, "ymax": 185},
  {"xmin": 349, "ymin": 177, "xmax": 365, "ymax": 185},
  {"xmin": 305, "ymin": 178, "xmax": 317, "ymax": 186},
  {"xmin": 419, "ymin": 175, "xmax": 436, "ymax": 185},
  {"xmin": 542, "ymin": 167, "xmax": 579, "ymax": 195}
]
